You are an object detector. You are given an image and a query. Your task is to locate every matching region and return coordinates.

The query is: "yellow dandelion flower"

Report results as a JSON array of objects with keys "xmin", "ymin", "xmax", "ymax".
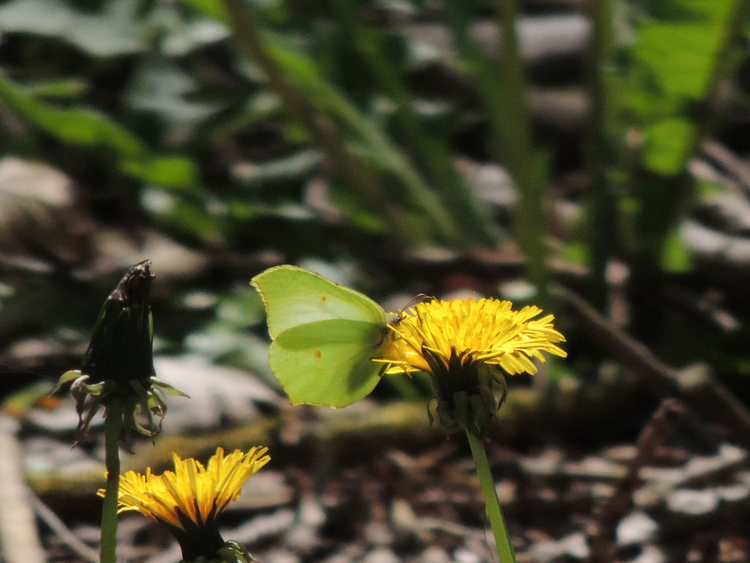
[
  {"xmin": 380, "ymin": 298, "xmax": 566, "ymax": 375},
  {"xmin": 376, "ymin": 297, "xmax": 566, "ymax": 437},
  {"xmin": 99, "ymin": 447, "xmax": 270, "ymax": 561}
]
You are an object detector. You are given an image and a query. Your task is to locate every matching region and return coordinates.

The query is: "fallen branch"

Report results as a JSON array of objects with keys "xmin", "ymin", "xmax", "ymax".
[
  {"xmin": 587, "ymin": 398, "xmax": 684, "ymax": 563},
  {"xmin": 554, "ymin": 285, "xmax": 750, "ymax": 451}
]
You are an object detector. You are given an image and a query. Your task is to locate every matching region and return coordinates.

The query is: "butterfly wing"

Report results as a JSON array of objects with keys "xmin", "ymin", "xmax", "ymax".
[
  {"xmin": 270, "ymin": 319, "xmax": 388, "ymax": 406},
  {"xmin": 251, "ymin": 265, "xmax": 386, "ymax": 338}
]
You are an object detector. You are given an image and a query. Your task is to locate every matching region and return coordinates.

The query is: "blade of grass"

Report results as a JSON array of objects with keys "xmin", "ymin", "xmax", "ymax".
[
  {"xmin": 222, "ymin": 0, "xmax": 426, "ymax": 246},
  {"xmin": 583, "ymin": 0, "xmax": 618, "ymax": 308},
  {"xmin": 444, "ymin": 1, "xmax": 548, "ymax": 300},
  {"xmin": 191, "ymin": 0, "xmax": 468, "ymax": 246},
  {"xmin": 494, "ymin": 0, "xmax": 547, "ymax": 302},
  {"xmin": 266, "ymin": 41, "xmax": 466, "ymax": 246},
  {"xmin": 329, "ymin": 0, "xmax": 499, "ymax": 247}
]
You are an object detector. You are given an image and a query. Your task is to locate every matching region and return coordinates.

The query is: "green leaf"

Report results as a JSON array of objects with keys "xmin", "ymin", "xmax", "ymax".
[
  {"xmin": 562, "ymin": 242, "xmax": 590, "ymax": 266},
  {"xmin": 642, "ymin": 118, "xmax": 696, "ymax": 175},
  {"xmin": 0, "ymin": 0, "xmax": 145, "ymax": 57},
  {"xmin": 233, "ymin": 150, "xmax": 321, "ymax": 187},
  {"xmin": 267, "ymin": 40, "xmax": 323, "ymax": 85},
  {"xmin": 0, "ymin": 71, "xmax": 200, "ymax": 189},
  {"xmin": 0, "ymin": 70, "xmax": 146, "ymax": 158},
  {"xmin": 126, "ymin": 60, "xmax": 222, "ymax": 125},
  {"xmin": 633, "ymin": 23, "xmax": 724, "ymax": 99},
  {"xmin": 141, "ymin": 189, "xmax": 226, "ymax": 242},
  {"xmin": 661, "ymin": 226, "xmax": 692, "ymax": 272},
  {"xmin": 24, "ymin": 79, "xmax": 88, "ymax": 99},
  {"xmin": 176, "ymin": 0, "xmax": 230, "ymax": 24},
  {"xmin": 122, "ymin": 157, "xmax": 198, "ymax": 190},
  {"xmin": 645, "ymin": 0, "xmax": 734, "ymax": 21}
]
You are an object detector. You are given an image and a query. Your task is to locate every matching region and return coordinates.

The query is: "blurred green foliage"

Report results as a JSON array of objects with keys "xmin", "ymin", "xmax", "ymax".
[
  {"xmin": 1, "ymin": 0, "xmax": 750, "ymax": 388},
  {"xmin": 0, "ymin": 0, "xmax": 745, "ymax": 262}
]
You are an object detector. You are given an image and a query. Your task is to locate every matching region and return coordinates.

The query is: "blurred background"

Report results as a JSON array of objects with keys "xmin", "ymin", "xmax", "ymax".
[{"xmin": 3, "ymin": 0, "xmax": 750, "ymax": 562}]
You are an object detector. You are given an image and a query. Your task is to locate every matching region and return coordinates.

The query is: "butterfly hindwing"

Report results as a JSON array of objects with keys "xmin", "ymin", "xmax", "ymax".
[{"xmin": 270, "ymin": 319, "xmax": 387, "ymax": 406}]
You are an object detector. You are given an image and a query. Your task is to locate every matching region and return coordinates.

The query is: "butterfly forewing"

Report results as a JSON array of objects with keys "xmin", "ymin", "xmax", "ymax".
[{"xmin": 252, "ymin": 265, "xmax": 386, "ymax": 339}]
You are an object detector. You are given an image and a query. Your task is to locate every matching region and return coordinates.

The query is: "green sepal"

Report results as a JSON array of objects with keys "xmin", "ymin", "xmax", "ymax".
[
  {"xmin": 150, "ymin": 377, "xmax": 191, "ymax": 397},
  {"xmin": 50, "ymin": 370, "xmax": 84, "ymax": 395},
  {"xmin": 422, "ymin": 347, "xmax": 512, "ymax": 439}
]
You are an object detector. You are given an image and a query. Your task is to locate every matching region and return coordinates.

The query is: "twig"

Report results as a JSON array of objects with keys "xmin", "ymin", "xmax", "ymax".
[
  {"xmin": 0, "ymin": 414, "xmax": 46, "ymax": 563},
  {"xmin": 660, "ymin": 286, "xmax": 740, "ymax": 334},
  {"xmin": 554, "ymin": 285, "xmax": 750, "ymax": 450},
  {"xmin": 587, "ymin": 399, "xmax": 684, "ymax": 563},
  {"xmin": 701, "ymin": 140, "xmax": 750, "ymax": 197},
  {"xmin": 554, "ymin": 284, "xmax": 679, "ymax": 397},
  {"xmin": 29, "ymin": 493, "xmax": 99, "ymax": 563}
]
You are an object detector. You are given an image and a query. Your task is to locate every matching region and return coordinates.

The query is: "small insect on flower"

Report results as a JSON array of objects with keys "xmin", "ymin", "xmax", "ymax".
[
  {"xmin": 375, "ymin": 297, "xmax": 567, "ymax": 437},
  {"xmin": 390, "ymin": 293, "xmax": 434, "ymax": 326},
  {"xmin": 100, "ymin": 447, "xmax": 270, "ymax": 562}
]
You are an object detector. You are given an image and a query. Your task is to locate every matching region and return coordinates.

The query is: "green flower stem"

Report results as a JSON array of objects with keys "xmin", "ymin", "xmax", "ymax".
[
  {"xmin": 494, "ymin": 0, "xmax": 547, "ymax": 305},
  {"xmin": 100, "ymin": 400, "xmax": 124, "ymax": 563},
  {"xmin": 444, "ymin": 1, "xmax": 547, "ymax": 302},
  {"xmin": 466, "ymin": 431, "xmax": 517, "ymax": 563},
  {"xmin": 583, "ymin": 0, "xmax": 617, "ymax": 309}
]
